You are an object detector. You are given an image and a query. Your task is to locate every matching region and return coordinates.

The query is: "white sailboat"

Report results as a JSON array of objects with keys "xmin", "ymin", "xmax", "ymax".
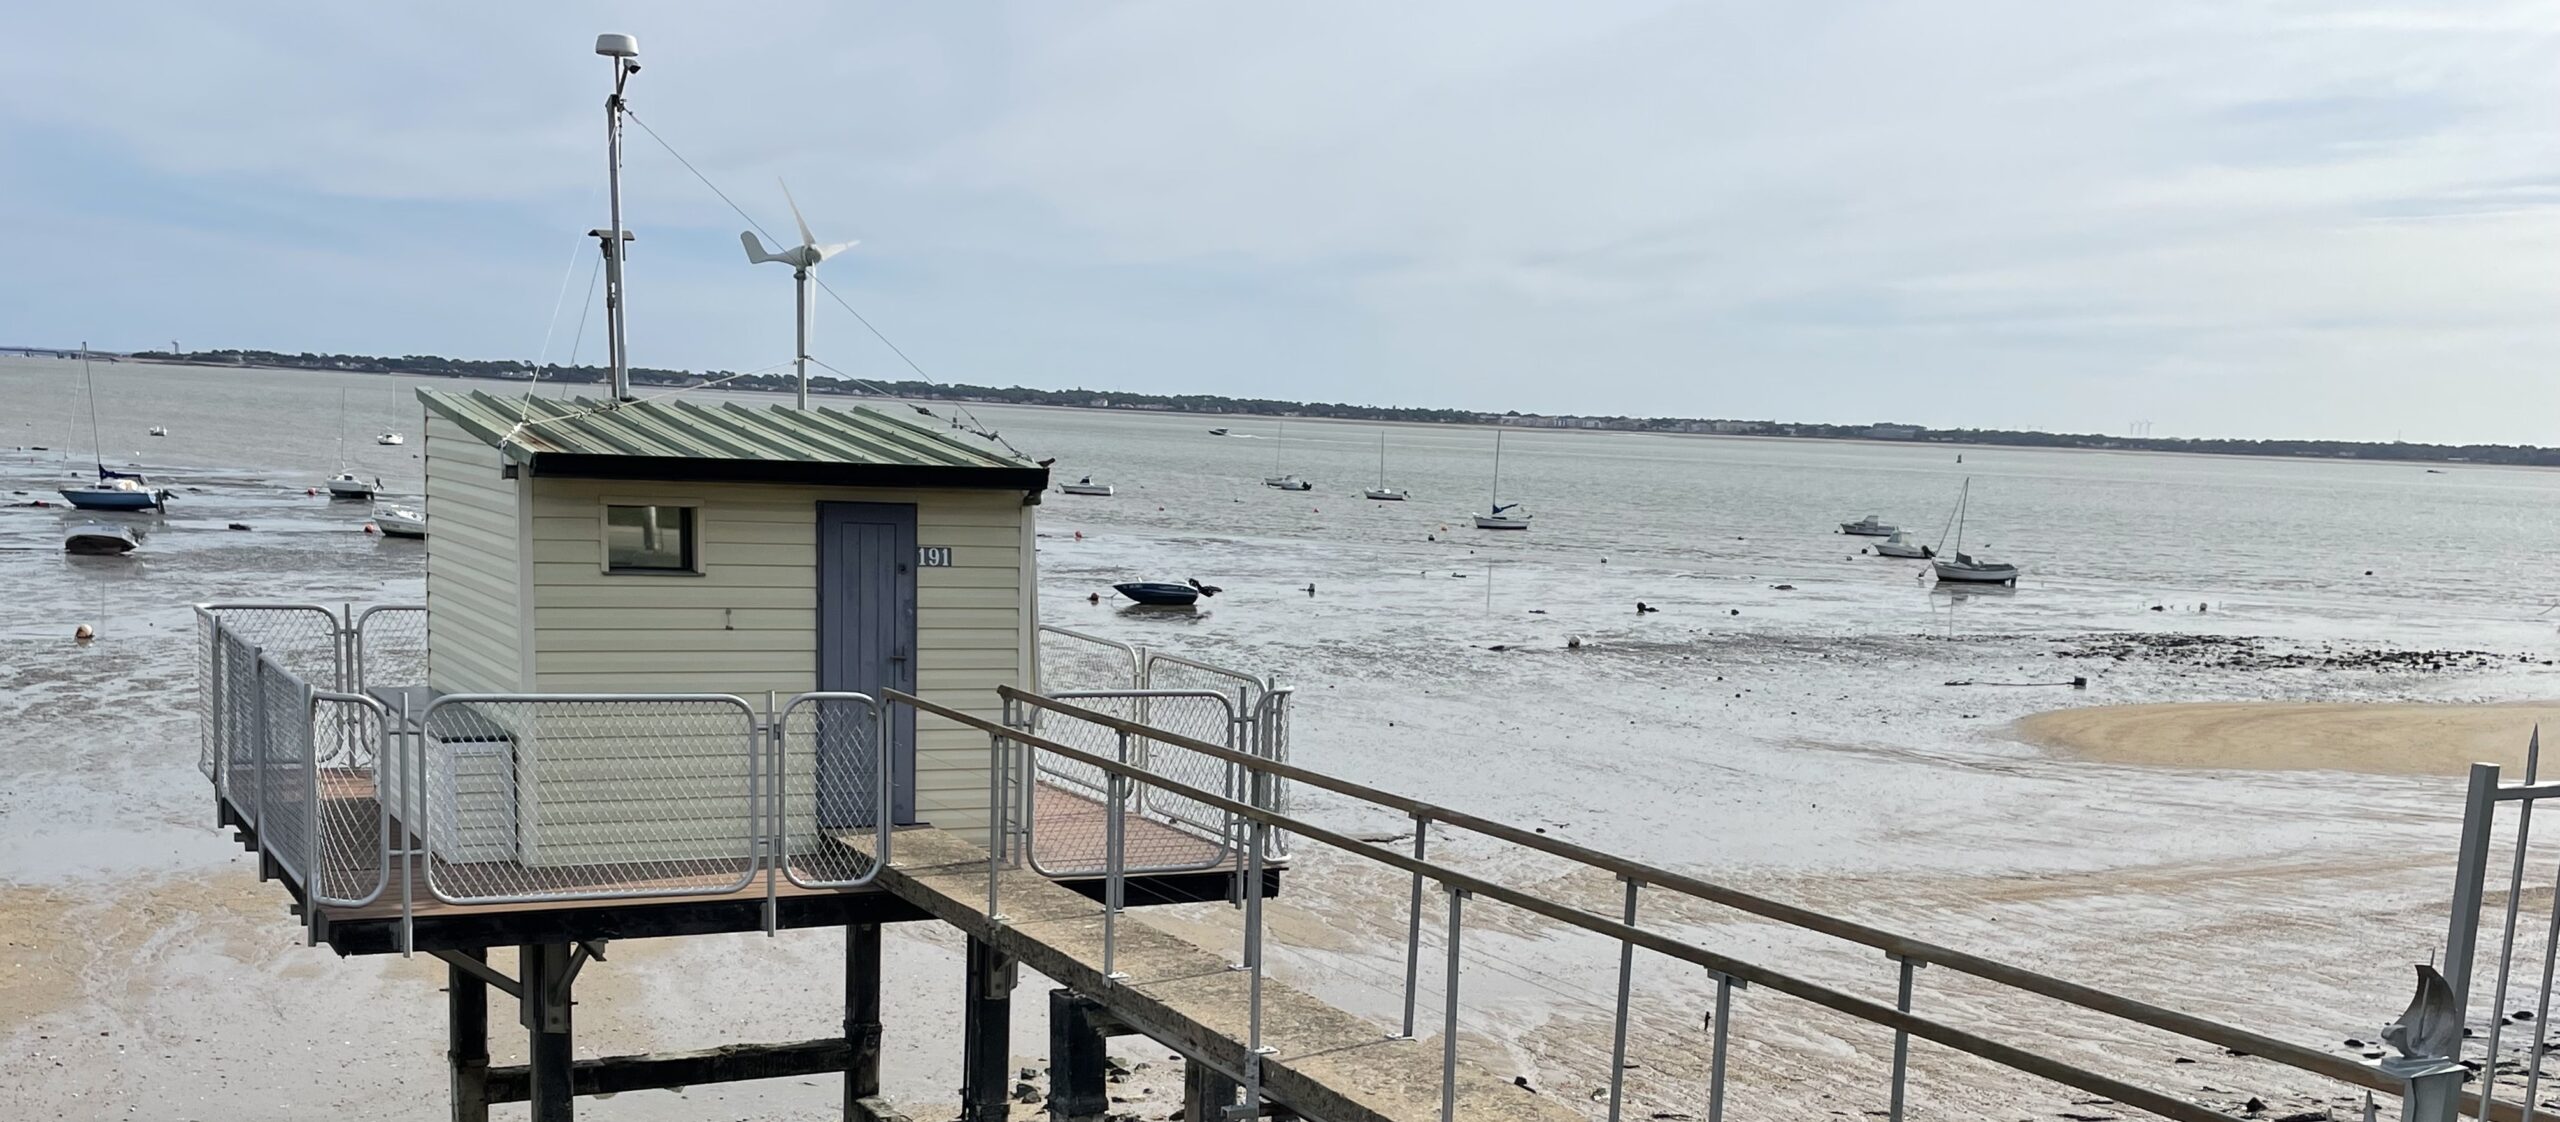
[
  {"xmin": 1059, "ymin": 476, "xmax": 1114, "ymax": 496},
  {"xmin": 1931, "ymin": 478, "xmax": 2019, "ymax": 585},
  {"xmin": 1364, "ymin": 431, "xmax": 1406, "ymax": 501},
  {"xmin": 326, "ymin": 389, "xmax": 378, "ymax": 500},
  {"xmin": 1262, "ymin": 417, "xmax": 1312, "ymax": 490},
  {"xmin": 1471, "ymin": 429, "xmax": 1529, "ymax": 530}
]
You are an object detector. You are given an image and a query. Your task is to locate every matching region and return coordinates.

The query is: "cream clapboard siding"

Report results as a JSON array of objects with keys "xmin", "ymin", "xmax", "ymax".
[
  {"xmin": 422, "ymin": 414, "xmax": 526, "ymax": 694},
  {"xmin": 416, "ymin": 414, "xmax": 531, "ymax": 863},
  {"xmin": 521, "ymin": 478, "xmax": 1026, "ymax": 863}
]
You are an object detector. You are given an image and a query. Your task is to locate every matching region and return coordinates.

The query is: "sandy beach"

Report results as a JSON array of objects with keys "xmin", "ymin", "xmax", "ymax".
[{"xmin": 2017, "ymin": 700, "xmax": 2560, "ymax": 776}]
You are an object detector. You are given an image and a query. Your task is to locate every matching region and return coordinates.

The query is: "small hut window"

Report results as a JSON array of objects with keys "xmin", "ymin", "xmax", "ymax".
[{"xmin": 605, "ymin": 505, "xmax": 697, "ymax": 573}]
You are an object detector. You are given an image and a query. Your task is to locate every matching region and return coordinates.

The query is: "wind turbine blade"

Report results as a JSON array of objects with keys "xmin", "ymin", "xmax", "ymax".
[
  {"xmin": 816, "ymin": 240, "xmax": 860, "ymax": 261},
  {"xmin": 780, "ymin": 178, "xmax": 817, "ymax": 248}
]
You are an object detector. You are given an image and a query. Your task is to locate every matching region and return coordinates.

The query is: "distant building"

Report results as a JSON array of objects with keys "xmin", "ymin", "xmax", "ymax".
[
  {"xmin": 1868, "ymin": 423, "xmax": 1922, "ymax": 440},
  {"xmin": 1710, "ymin": 420, "xmax": 1763, "ymax": 435}
]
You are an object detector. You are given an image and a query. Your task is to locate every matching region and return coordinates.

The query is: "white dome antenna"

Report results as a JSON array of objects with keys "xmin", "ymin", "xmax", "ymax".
[{"xmin": 595, "ymin": 33, "xmax": 639, "ymax": 59}]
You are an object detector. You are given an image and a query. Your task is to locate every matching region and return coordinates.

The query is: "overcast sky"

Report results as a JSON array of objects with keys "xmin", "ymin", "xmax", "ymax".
[{"xmin": 4, "ymin": 3, "xmax": 2557, "ymax": 442}]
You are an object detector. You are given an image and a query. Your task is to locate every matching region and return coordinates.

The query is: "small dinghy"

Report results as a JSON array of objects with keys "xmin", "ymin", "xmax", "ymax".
[
  {"xmin": 1265, "ymin": 475, "xmax": 1312, "ymax": 492},
  {"xmin": 1060, "ymin": 477, "xmax": 1114, "ymax": 496},
  {"xmin": 373, "ymin": 505, "xmax": 427, "ymax": 539},
  {"xmin": 148, "ymin": 426, "xmax": 168, "ymax": 437},
  {"xmin": 377, "ymin": 432, "xmax": 405, "ymax": 446},
  {"xmin": 326, "ymin": 472, "xmax": 378, "ymax": 500},
  {"xmin": 1113, "ymin": 582, "xmax": 1200, "ymax": 607},
  {"xmin": 65, "ymin": 523, "xmax": 138, "ymax": 555},
  {"xmin": 1839, "ymin": 515, "xmax": 1896, "ymax": 537},
  {"xmin": 1208, "ymin": 427, "xmax": 1230, "ymax": 436}
]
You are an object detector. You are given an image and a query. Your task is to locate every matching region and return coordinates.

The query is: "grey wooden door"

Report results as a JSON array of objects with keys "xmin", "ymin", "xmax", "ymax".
[{"xmin": 818, "ymin": 502, "xmax": 919, "ymax": 824}]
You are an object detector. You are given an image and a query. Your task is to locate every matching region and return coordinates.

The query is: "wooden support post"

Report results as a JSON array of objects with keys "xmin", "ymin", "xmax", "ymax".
[
  {"xmin": 1047, "ymin": 990, "xmax": 1108, "ymax": 1122},
  {"xmin": 847, "ymin": 923, "xmax": 883, "ymax": 1121},
  {"xmin": 1183, "ymin": 1058, "xmax": 1240, "ymax": 1122},
  {"xmin": 449, "ymin": 947, "xmax": 491, "ymax": 1122},
  {"xmin": 960, "ymin": 936, "xmax": 1016, "ymax": 1122},
  {"xmin": 520, "ymin": 943, "xmax": 576, "ymax": 1122}
]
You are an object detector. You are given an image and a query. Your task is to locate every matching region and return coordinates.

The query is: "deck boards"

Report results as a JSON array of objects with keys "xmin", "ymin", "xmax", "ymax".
[{"xmin": 856, "ymin": 826, "xmax": 1578, "ymax": 1122}]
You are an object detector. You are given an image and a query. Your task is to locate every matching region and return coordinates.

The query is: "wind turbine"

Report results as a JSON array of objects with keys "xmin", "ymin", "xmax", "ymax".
[{"xmin": 741, "ymin": 181, "xmax": 857, "ymax": 408}]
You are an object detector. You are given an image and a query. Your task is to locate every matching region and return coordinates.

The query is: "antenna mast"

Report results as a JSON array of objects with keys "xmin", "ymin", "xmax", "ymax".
[{"xmin": 593, "ymin": 33, "xmax": 641, "ymax": 403}]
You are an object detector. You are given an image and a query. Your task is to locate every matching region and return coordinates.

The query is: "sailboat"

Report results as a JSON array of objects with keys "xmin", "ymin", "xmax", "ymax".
[
  {"xmin": 1931, "ymin": 478, "xmax": 2019, "ymax": 585},
  {"xmin": 1262, "ymin": 417, "xmax": 1311, "ymax": 490},
  {"xmin": 326, "ymin": 388, "xmax": 378, "ymax": 500},
  {"xmin": 60, "ymin": 346, "xmax": 174, "ymax": 513},
  {"xmin": 1364, "ymin": 431, "xmax": 1407, "ymax": 501},
  {"xmin": 1471, "ymin": 429, "xmax": 1529, "ymax": 530}
]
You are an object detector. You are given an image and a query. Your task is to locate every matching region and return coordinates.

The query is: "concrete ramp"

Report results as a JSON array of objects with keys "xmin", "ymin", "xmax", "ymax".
[{"xmin": 867, "ymin": 827, "xmax": 1578, "ymax": 1122}]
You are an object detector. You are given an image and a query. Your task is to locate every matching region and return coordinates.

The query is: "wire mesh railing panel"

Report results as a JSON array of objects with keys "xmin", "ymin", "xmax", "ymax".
[
  {"xmin": 354, "ymin": 605, "xmax": 426, "ymax": 693},
  {"xmin": 1139, "ymin": 651, "xmax": 1264, "ymax": 713},
  {"xmin": 204, "ymin": 605, "xmax": 345, "ymax": 690},
  {"xmin": 1256, "ymin": 689, "xmax": 1293, "ymax": 860},
  {"xmin": 778, "ymin": 693, "xmax": 887, "ymax": 888},
  {"xmin": 1025, "ymin": 692, "xmax": 1238, "ymax": 877},
  {"xmin": 195, "ymin": 609, "xmax": 219, "ymax": 780},
  {"xmin": 256, "ymin": 655, "xmax": 314, "ymax": 885},
  {"xmin": 415, "ymin": 696, "xmax": 762, "ymax": 905},
  {"xmin": 220, "ymin": 629, "xmax": 261, "ymax": 810},
  {"xmin": 310, "ymin": 695, "xmax": 390, "ymax": 907},
  {"xmin": 1036, "ymin": 625, "xmax": 1143, "ymax": 693}
]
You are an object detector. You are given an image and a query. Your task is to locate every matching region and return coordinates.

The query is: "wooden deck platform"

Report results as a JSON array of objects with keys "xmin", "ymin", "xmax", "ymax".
[{"xmin": 862, "ymin": 825, "xmax": 1580, "ymax": 1122}]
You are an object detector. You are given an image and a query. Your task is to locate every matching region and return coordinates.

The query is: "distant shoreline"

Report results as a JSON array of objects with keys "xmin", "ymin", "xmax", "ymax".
[{"xmin": 11, "ymin": 348, "xmax": 2547, "ymax": 469}]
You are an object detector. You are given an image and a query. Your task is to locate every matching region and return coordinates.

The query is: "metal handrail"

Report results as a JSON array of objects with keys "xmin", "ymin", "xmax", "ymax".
[
  {"xmin": 901, "ymin": 686, "xmax": 2252, "ymax": 1121},
  {"xmin": 992, "ymin": 687, "xmax": 2424, "ymax": 1118}
]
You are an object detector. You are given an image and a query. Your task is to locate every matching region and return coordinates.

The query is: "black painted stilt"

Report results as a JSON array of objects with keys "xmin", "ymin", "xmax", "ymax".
[
  {"xmin": 449, "ymin": 947, "xmax": 490, "ymax": 1122},
  {"xmin": 1182, "ymin": 1058, "xmax": 1239, "ymax": 1122},
  {"xmin": 520, "ymin": 944, "xmax": 576, "ymax": 1122},
  {"xmin": 847, "ymin": 923, "xmax": 883, "ymax": 1120},
  {"xmin": 959, "ymin": 937, "xmax": 1016, "ymax": 1122},
  {"xmin": 1047, "ymin": 989, "xmax": 1109, "ymax": 1122}
]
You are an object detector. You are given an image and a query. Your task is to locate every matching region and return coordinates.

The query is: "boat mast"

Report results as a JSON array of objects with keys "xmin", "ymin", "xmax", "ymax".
[
  {"xmin": 1377, "ymin": 430, "xmax": 1386, "ymax": 488},
  {"xmin": 1490, "ymin": 428, "xmax": 1502, "ymax": 511},
  {"xmin": 595, "ymin": 34, "xmax": 641, "ymax": 403},
  {"xmin": 80, "ymin": 342, "xmax": 101, "ymax": 472},
  {"xmin": 1953, "ymin": 477, "xmax": 1970, "ymax": 555}
]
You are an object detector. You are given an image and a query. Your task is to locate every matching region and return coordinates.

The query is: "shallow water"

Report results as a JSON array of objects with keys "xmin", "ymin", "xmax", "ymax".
[{"xmin": 2, "ymin": 355, "xmax": 2554, "ymax": 1119}]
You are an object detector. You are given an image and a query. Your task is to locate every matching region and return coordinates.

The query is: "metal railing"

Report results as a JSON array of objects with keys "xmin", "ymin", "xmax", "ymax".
[
  {"xmin": 353, "ymin": 604, "xmax": 426, "ymax": 694},
  {"xmin": 2427, "ymin": 748, "xmax": 2560, "ymax": 1122},
  {"xmin": 196, "ymin": 607, "xmax": 898, "ymax": 954},
  {"xmin": 925, "ymin": 685, "xmax": 2453, "ymax": 1122}
]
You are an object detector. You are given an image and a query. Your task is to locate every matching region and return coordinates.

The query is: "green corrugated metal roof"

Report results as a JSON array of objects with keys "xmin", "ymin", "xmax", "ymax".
[{"xmin": 417, "ymin": 388, "xmax": 1034, "ymax": 474}]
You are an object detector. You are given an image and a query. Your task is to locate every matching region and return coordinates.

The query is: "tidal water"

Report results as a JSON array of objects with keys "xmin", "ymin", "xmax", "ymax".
[{"xmin": 2, "ymin": 354, "xmax": 2553, "ymax": 1119}]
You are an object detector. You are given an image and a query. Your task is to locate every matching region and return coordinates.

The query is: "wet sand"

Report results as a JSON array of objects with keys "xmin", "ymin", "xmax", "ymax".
[{"xmin": 2016, "ymin": 700, "xmax": 2560, "ymax": 776}]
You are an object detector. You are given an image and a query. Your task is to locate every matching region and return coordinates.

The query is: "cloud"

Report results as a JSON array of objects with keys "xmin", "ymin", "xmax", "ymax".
[{"xmin": 3, "ymin": 1, "xmax": 2557, "ymax": 441}]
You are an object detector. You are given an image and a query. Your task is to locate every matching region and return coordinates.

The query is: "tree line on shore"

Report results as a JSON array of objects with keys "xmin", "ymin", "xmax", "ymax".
[{"xmin": 120, "ymin": 348, "xmax": 2560, "ymax": 467}]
